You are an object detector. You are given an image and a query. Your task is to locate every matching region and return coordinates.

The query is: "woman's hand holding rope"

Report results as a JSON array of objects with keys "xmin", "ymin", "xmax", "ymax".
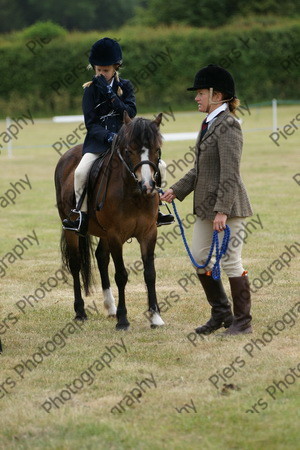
[{"xmin": 160, "ymin": 188, "xmax": 176, "ymax": 203}]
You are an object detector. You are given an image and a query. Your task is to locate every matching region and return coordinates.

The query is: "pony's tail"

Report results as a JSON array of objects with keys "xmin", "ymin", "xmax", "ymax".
[
  {"xmin": 79, "ymin": 235, "xmax": 93, "ymax": 295},
  {"xmin": 60, "ymin": 231, "xmax": 94, "ymax": 296}
]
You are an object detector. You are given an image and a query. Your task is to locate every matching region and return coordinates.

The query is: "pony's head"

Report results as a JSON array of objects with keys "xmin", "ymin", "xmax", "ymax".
[{"xmin": 118, "ymin": 112, "xmax": 163, "ymax": 196}]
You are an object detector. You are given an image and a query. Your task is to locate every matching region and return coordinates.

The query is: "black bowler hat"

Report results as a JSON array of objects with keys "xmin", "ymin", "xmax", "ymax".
[
  {"xmin": 187, "ymin": 64, "xmax": 236, "ymax": 97},
  {"xmin": 89, "ymin": 37, "xmax": 122, "ymax": 66}
]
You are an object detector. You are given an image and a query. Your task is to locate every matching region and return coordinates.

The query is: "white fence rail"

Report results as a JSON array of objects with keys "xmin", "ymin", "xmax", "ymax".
[{"xmin": 2, "ymin": 99, "xmax": 296, "ymax": 156}]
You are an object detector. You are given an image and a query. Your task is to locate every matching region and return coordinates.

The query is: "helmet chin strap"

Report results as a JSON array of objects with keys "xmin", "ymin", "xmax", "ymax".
[
  {"xmin": 106, "ymin": 71, "xmax": 116, "ymax": 84},
  {"xmin": 207, "ymin": 87, "xmax": 233, "ymax": 113}
]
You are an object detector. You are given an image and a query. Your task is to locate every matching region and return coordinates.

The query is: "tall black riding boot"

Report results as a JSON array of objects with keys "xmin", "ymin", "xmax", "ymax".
[
  {"xmin": 222, "ymin": 275, "xmax": 252, "ymax": 335},
  {"xmin": 195, "ymin": 273, "xmax": 233, "ymax": 335}
]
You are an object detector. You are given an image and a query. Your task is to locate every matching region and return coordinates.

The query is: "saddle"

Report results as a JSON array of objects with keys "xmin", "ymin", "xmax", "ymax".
[{"xmin": 88, "ymin": 137, "xmax": 117, "ymax": 211}]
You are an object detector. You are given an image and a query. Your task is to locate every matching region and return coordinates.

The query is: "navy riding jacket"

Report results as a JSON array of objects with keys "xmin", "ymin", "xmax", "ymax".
[{"xmin": 82, "ymin": 77, "xmax": 136, "ymax": 154}]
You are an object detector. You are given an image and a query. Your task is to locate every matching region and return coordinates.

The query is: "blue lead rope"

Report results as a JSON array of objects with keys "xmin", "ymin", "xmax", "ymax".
[
  {"xmin": 159, "ymin": 189, "xmax": 230, "ymax": 280},
  {"xmin": 171, "ymin": 200, "xmax": 230, "ymax": 279}
]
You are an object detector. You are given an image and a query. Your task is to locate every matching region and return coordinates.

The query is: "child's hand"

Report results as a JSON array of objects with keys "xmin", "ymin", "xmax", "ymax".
[
  {"xmin": 94, "ymin": 75, "xmax": 109, "ymax": 96},
  {"xmin": 94, "ymin": 75, "xmax": 116, "ymax": 101}
]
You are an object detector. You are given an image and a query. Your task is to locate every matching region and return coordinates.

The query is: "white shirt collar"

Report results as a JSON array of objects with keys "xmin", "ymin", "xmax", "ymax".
[{"xmin": 205, "ymin": 102, "xmax": 228, "ymax": 123}]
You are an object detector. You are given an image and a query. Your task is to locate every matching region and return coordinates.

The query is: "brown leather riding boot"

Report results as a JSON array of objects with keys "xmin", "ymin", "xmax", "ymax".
[
  {"xmin": 195, "ymin": 273, "xmax": 233, "ymax": 335},
  {"xmin": 222, "ymin": 274, "xmax": 252, "ymax": 335}
]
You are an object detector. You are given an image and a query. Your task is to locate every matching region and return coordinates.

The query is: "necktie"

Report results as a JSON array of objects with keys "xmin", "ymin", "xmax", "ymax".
[{"xmin": 200, "ymin": 119, "xmax": 208, "ymax": 140}]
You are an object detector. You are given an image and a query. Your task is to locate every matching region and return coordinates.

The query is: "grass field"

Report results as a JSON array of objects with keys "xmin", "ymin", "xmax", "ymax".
[{"xmin": 0, "ymin": 105, "xmax": 299, "ymax": 449}]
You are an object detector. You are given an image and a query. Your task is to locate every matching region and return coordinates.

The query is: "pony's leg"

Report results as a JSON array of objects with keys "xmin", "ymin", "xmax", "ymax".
[
  {"xmin": 109, "ymin": 240, "xmax": 129, "ymax": 330},
  {"xmin": 140, "ymin": 237, "xmax": 165, "ymax": 328},
  {"xmin": 64, "ymin": 232, "xmax": 87, "ymax": 320},
  {"xmin": 95, "ymin": 238, "xmax": 117, "ymax": 317}
]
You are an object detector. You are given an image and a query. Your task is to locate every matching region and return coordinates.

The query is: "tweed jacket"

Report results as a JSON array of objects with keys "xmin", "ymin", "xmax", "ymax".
[
  {"xmin": 171, "ymin": 110, "xmax": 253, "ymax": 221},
  {"xmin": 82, "ymin": 77, "xmax": 136, "ymax": 155}
]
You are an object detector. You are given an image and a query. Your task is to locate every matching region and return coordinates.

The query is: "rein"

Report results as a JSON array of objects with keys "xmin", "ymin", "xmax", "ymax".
[
  {"xmin": 158, "ymin": 189, "xmax": 230, "ymax": 280},
  {"xmin": 117, "ymin": 149, "xmax": 137, "ymax": 181}
]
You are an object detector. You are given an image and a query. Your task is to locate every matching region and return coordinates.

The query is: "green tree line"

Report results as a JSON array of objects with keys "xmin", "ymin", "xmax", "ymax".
[
  {"xmin": 132, "ymin": 0, "xmax": 300, "ymax": 28},
  {"xmin": 0, "ymin": 20, "xmax": 299, "ymax": 117},
  {"xmin": 0, "ymin": 0, "xmax": 139, "ymax": 32},
  {"xmin": 0, "ymin": 0, "xmax": 299, "ymax": 32}
]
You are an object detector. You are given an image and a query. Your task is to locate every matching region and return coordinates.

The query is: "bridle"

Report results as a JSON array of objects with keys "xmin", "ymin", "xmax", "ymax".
[{"xmin": 117, "ymin": 146, "xmax": 161, "ymax": 186}]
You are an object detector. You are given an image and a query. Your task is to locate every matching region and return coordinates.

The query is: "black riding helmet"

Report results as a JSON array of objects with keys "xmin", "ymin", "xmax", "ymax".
[
  {"xmin": 187, "ymin": 64, "xmax": 236, "ymax": 98},
  {"xmin": 89, "ymin": 37, "xmax": 122, "ymax": 66}
]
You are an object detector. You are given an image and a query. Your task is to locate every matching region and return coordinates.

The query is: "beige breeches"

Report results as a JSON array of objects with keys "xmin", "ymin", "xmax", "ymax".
[
  {"xmin": 191, "ymin": 217, "xmax": 247, "ymax": 278},
  {"xmin": 74, "ymin": 153, "xmax": 99, "ymax": 212}
]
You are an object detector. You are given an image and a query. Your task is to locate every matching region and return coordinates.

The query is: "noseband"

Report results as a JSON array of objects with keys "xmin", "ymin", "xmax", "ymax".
[{"xmin": 117, "ymin": 148, "xmax": 160, "ymax": 184}]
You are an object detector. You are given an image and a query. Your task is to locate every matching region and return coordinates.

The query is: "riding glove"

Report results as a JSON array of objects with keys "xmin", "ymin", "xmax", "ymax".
[
  {"xmin": 94, "ymin": 75, "xmax": 110, "ymax": 97},
  {"xmin": 105, "ymin": 132, "xmax": 117, "ymax": 144},
  {"xmin": 94, "ymin": 75, "xmax": 125, "ymax": 112}
]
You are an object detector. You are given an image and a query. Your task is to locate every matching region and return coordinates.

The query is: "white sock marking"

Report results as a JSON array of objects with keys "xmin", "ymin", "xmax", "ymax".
[
  {"xmin": 103, "ymin": 288, "xmax": 117, "ymax": 316},
  {"xmin": 150, "ymin": 312, "xmax": 165, "ymax": 326}
]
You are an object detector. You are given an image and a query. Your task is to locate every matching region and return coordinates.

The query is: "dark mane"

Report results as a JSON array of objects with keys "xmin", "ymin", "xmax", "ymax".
[{"xmin": 118, "ymin": 117, "xmax": 162, "ymax": 152}]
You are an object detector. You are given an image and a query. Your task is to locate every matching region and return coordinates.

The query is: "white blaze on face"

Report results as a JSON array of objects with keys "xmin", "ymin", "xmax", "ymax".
[{"xmin": 140, "ymin": 146, "xmax": 152, "ymax": 189}]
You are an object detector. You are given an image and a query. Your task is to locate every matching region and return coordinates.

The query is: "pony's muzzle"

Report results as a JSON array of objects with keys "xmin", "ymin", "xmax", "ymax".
[{"xmin": 140, "ymin": 179, "xmax": 156, "ymax": 196}]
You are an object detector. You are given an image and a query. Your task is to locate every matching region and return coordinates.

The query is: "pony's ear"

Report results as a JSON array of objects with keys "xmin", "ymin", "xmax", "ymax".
[
  {"xmin": 153, "ymin": 113, "xmax": 163, "ymax": 127},
  {"xmin": 123, "ymin": 111, "xmax": 132, "ymax": 124}
]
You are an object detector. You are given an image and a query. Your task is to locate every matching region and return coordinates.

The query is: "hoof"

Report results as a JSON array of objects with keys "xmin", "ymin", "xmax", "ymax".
[
  {"xmin": 116, "ymin": 322, "xmax": 130, "ymax": 331},
  {"xmin": 116, "ymin": 319, "xmax": 130, "ymax": 330},
  {"xmin": 74, "ymin": 314, "xmax": 88, "ymax": 321},
  {"xmin": 108, "ymin": 314, "xmax": 116, "ymax": 318}
]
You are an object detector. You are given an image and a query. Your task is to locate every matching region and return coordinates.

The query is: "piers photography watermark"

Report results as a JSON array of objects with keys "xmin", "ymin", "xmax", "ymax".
[
  {"xmin": 292, "ymin": 173, "xmax": 300, "ymax": 186},
  {"xmin": 51, "ymin": 105, "xmax": 175, "ymax": 158},
  {"xmin": 174, "ymin": 398, "xmax": 197, "ymax": 413},
  {"xmin": 269, "ymin": 111, "xmax": 300, "ymax": 147},
  {"xmin": 50, "ymin": 50, "xmax": 90, "ymax": 96},
  {"xmin": 130, "ymin": 47, "xmax": 172, "ymax": 94},
  {"xmin": 0, "ymin": 174, "xmax": 32, "ymax": 208},
  {"xmin": 0, "ymin": 302, "xmax": 99, "ymax": 401},
  {"xmin": 110, "ymin": 373, "xmax": 157, "ymax": 414},
  {"xmin": 26, "ymin": 37, "xmax": 52, "ymax": 55},
  {"xmin": 0, "ymin": 230, "xmax": 39, "ymax": 278},
  {"xmin": 201, "ymin": 301, "xmax": 300, "ymax": 392},
  {"xmin": 280, "ymin": 51, "xmax": 300, "ymax": 74},
  {"xmin": 0, "ymin": 110, "xmax": 34, "ymax": 154},
  {"xmin": 245, "ymin": 363, "xmax": 300, "ymax": 414},
  {"xmin": 40, "ymin": 338, "xmax": 127, "ymax": 413},
  {"xmin": 0, "ymin": 265, "xmax": 71, "ymax": 336},
  {"xmin": 187, "ymin": 249, "xmax": 300, "ymax": 347}
]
